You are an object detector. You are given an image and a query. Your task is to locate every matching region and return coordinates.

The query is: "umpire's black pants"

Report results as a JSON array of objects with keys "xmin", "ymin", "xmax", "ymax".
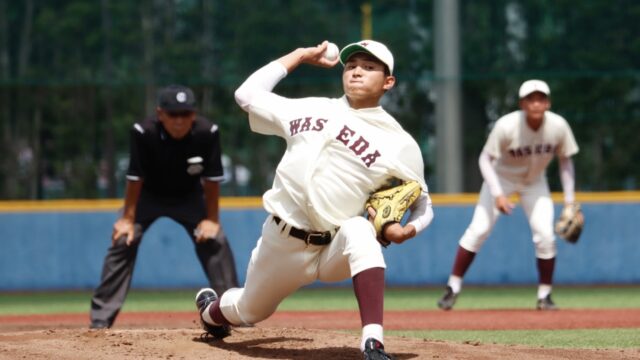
[{"xmin": 89, "ymin": 192, "xmax": 239, "ymax": 327}]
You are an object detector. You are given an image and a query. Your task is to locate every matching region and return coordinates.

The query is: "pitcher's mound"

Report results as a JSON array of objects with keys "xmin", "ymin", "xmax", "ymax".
[{"xmin": 0, "ymin": 326, "xmax": 637, "ymax": 360}]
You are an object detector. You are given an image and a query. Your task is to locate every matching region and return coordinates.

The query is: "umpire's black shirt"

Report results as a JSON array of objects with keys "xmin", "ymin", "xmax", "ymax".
[{"xmin": 127, "ymin": 116, "xmax": 224, "ymax": 204}]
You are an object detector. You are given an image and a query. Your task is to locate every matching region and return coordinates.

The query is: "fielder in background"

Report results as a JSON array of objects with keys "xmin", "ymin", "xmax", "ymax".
[
  {"xmin": 90, "ymin": 85, "xmax": 239, "ymax": 329},
  {"xmin": 195, "ymin": 40, "xmax": 434, "ymax": 360},
  {"xmin": 437, "ymin": 79, "xmax": 580, "ymax": 311}
]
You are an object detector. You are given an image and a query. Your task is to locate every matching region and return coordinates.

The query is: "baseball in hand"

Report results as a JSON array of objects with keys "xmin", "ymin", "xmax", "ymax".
[{"xmin": 323, "ymin": 42, "xmax": 339, "ymax": 61}]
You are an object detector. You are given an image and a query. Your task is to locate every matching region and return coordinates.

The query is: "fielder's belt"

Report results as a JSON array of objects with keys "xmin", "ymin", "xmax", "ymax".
[{"xmin": 273, "ymin": 216, "xmax": 333, "ymax": 246}]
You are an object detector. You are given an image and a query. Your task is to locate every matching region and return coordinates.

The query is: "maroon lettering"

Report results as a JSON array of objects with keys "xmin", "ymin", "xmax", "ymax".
[
  {"xmin": 335, "ymin": 125, "xmax": 381, "ymax": 167},
  {"xmin": 361, "ymin": 151, "xmax": 381, "ymax": 168},
  {"xmin": 300, "ymin": 117, "xmax": 312, "ymax": 132},
  {"xmin": 312, "ymin": 118, "xmax": 328, "ymax": 131},
  {"xmin": 289, "ymin": 118, "xmax": 302, "ymax": 136},
  {"xmin": 535, "ymin": 144, "xmax": 543, "ymax": 154},
  {"xmin": 288, "ymin": 120, "xmax": 381, "ymax": 167},
  {"xmin": 336, "ymin": 125, "xmax": 355, "ymax": 145},
  {"xmin": 509, "ymin": 143, "xmax": 557, "ymax": 158},
  {"xmin": 349, "ymin": 136, "xmax": 370, "ymax": 156}
]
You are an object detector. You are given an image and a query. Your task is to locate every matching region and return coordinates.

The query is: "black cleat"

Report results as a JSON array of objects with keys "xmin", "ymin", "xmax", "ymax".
[
  {"xmin": 536, "ymin": 294, "xmax": 558, "ymax": 310},
  {"xmin": 363, "ymin": 338, "xmax": 394, "ymax": 360},
  {"xmin": 89, "ymin": 319, "xmax": 110, "ymax": 329},
  {"xmin": 195, "ymin": 288, "xmax": 231, "ymax": 339},
  {"xmin": 437, "ymin": 286, "xmax": 458, "ymax": 310}
]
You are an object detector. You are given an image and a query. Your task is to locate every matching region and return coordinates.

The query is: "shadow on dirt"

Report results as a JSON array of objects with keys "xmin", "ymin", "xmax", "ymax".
[{"xmin": 193, "ymin": 335, "xmax": 419, "ymax": 359}]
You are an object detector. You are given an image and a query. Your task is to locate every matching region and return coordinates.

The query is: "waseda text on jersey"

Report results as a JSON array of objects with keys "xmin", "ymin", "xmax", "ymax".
[
  {"xmin": 508, "ymin": 144, "xmax": 557, "ymax": 158},
  {"xmin": 288, "ymin": 117, "xmax": 381, "ymax": 168}
]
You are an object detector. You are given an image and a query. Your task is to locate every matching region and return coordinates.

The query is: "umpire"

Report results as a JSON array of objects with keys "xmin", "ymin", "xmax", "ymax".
[{"xmin": 90, "ymin": 85, "xmax": 239, "ymax": 329}]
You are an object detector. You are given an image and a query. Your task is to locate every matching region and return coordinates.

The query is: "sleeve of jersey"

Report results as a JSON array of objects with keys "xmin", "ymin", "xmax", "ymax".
[
  {"xmin": 556, "ymin": 118, "xmax": 579, "ymax": 158},
  {"xmin": 385, "ymin": 134, "xmax": 434, "ymax": 233},
  {"xmin": 407, "ymin": 191, "xmax": 434, "ymax": 234},
  {"xmin": 235, "ymin": 61, "xmax": 287, "ymax": 110},
  {"xmin": 126, "ymin": 124, "xmax": 145, "ymax": 181},
  {"xmin": 247, "ymin": 93, "xmax": 295, "ymax": 137},
  {"xmin": 559, "ymin": 156, "xmax": 576, "ymax": 204},
  {"xmin": 234, "ymin": 61, "xmax": 290, "ymax": 137},
  {"xmin": 479, "ymin": 151, "xmax": 504, "ymax": 197},
  {"xmin": 202, "ymin": 125, "xmax": 225, "ymax": 181},
  {"xmin": 482, "ymin": 124, "xmax": 503, "ymax": 159},
  {"xmin": 392, "ymin": 136, "xmax": 428, "ymax": 191}
]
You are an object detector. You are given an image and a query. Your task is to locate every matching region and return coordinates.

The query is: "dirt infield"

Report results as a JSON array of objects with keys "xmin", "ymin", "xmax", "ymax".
[{"xmin": 1, "ymin": 310, "xmax": 639, "ymax": 359}]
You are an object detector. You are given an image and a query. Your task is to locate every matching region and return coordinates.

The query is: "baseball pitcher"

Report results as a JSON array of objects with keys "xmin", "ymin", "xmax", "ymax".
[{"xmin": 195, "ymin": 40, "xmax": 434, "ymax": 360}]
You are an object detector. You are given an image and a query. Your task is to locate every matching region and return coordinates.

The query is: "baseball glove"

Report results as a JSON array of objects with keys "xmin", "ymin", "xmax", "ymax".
[
  {"xmin": 554, "ymin": 203, "xmax": 584, "ymax": 243},
  {"xmin": 365, "ymin": 180, "xmax": 422, "ymax": 247}
]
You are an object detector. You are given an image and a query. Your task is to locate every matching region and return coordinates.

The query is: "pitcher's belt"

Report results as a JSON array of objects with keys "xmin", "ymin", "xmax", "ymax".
[{"xmin": 273, "ymin": 216, "xmax": 333, "ymax": 246}]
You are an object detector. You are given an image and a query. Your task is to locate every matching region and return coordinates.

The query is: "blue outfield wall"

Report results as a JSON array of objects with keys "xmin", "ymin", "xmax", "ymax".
[{"xmin": 1, "ymin": 199, "xmax": 639, "ymax": 290}]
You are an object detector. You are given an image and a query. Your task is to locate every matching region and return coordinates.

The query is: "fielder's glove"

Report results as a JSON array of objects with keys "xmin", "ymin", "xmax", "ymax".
[
  {"xmin": 365, "ymin": 180, "xmax": 422, "ymax": 247},
  {"xmin": 555, "ymin": 203, "xmax": 584, "ymax": 244}
]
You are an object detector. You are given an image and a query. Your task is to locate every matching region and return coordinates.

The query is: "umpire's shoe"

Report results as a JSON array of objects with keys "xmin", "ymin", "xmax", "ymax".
[
  {"xmin": 363, "ymin": 338, "xmax": 394, "ymax": 360},
  {"xmin": 195, "ymin": 288, "xmax": 231, "ymax": 339},
  {"xmin": 437, "ymin": 286, "xmax": 458, "ymax": 310},
  {"xmin": 536, "ymin": 294, "xmax": 558, "ymax": 311}
]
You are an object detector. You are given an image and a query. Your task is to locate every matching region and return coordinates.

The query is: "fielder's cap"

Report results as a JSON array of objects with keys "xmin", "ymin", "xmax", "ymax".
[
  {"xmin": 339, "ymin": 40, "xmax": 394, "ymax": 75},
  {"xmin": 519, "ymin": 79, "xmax": 550, "ymax": 98},
  {"xmin": 158, "ymin": 84, "xmax": 197, "ymax": 111}
]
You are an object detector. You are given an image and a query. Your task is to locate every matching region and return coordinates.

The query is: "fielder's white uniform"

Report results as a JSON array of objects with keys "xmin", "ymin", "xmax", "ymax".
[
  {"xmin": 459, "ymin": 110, "xmax": 579, "ymax": 259},
  {"xmin": 218, "ymin": 61, "xmax": 434, "ymax": 326}
]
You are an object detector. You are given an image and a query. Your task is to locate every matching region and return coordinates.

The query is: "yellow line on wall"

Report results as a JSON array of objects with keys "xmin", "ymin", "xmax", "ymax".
[
  {"xmin": 0, "ymin": 199, "xmax": 125, "ymax": 212},
  {"xmin": 0, "ymin": 191, "xmax": 638, "ymax": 212},
  {"xmin": 0, "ymin": 197, "xmax": 264, "ymax": 212},
  {"xmin": 431, "ymin": 191, "xmax": 640, "ymax": 205}
]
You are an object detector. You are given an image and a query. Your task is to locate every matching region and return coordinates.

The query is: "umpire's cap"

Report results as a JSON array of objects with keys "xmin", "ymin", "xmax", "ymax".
[
  {"xmin": 339, "ymin": 40, "xmax": 394, "ymax": 75},
  {"xmin": 158, "ymin": 85, "xmax": 197, "ymax": 111}
]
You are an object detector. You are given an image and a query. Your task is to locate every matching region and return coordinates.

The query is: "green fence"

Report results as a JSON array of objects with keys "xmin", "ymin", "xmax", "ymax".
[{"xmin": 1, "ymin": 0, "xmax": 638, "ymax": 199}]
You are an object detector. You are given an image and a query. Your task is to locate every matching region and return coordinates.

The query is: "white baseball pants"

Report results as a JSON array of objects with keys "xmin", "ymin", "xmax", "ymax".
[
  {"xmin": 459, "ymin": 177, "xmax": 556, "ymax": 259},
  {"xmin": 218, "ymin": 215, "xmax": 386, "ymax": 326}
]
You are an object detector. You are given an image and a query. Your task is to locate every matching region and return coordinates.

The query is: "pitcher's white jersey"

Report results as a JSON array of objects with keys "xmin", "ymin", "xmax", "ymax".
[
  {"xmin": 483, "ymin": 110, "xmax": 579, "ymax": 184},
  {"xmin": 246, "ymin": 93, "xmax": 426, "ymax": 232}
]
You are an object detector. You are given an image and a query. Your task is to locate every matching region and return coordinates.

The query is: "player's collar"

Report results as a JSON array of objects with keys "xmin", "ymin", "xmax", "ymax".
[{"xmin": 340, "ymin": 95, "xmax": 384, "ymax": 112}]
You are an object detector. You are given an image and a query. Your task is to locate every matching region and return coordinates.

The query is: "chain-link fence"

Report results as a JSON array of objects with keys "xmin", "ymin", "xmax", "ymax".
[{"xmin": 1, "ymin": 0, "xmax": 638, "ymax": 199}]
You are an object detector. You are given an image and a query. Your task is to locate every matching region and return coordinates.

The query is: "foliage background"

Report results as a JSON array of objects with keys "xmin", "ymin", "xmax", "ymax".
[{"xmin": 1, "ymin": 0, "xmax": 638, "ymax": 199}]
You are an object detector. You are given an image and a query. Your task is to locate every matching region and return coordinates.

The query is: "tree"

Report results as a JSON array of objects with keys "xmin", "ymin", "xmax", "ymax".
[{"xmin": 0, "ymin": 0, "xmax": 638, "ymax": 198}]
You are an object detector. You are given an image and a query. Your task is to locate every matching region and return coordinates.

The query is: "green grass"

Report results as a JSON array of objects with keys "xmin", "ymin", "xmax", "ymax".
[
  {"xmin": 423, "ymin": 286, "xmax": 640, "ymax": 310},
  {"xmin": 277, "ymin": 286, "xmax": 640, "ymax": 310},
  {"xmin": 389, "ymin": 328, "xmax": 640, "ymax": 349},
  {"xmin": 0, "ymin": 291, "xmax": 92, "ymax": 315},
  {"xmin": 2, "ymin": 286, "xmax": 639, "ymax": 314},
  {"xmin": 0, "ymin": 290, "xmax": 197, "ymax": 314}
]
